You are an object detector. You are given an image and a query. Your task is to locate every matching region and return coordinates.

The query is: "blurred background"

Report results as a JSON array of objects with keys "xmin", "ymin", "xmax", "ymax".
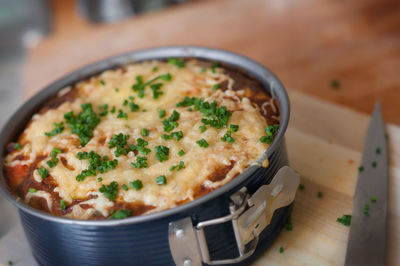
[{"xmin": 0, "ymin": 0, "xmax": 400, "ymax": 263}]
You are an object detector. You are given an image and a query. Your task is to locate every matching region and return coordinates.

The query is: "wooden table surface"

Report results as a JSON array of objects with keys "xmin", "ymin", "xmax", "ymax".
[{"xmin": 25, "ymin": 0, "xmax": 400, "ymax": 125}]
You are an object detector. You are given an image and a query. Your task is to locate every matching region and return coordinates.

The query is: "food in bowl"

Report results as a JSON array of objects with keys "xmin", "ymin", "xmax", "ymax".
[{"xmin": 4, "ymin": 59, "xmax": 280, "ymax": 220}]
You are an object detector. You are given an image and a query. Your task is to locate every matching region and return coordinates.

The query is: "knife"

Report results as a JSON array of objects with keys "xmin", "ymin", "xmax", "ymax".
[{"xmin": 345, "ymin": 102, "xmax": 388, "ymax": 266}]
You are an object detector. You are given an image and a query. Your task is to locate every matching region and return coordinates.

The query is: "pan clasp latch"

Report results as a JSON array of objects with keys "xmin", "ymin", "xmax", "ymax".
[{"xmin": 168, "ymin": 166, "xmax": 300, "ymax": 266}]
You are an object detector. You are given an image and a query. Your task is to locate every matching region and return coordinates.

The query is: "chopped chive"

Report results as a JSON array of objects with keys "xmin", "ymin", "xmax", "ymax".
[
  {"xmin": 285, "ymin": 216, "xmax": 293, "ymax": 231},
  {"xmin": 115, "ymin": 88, "xmax": 119, "ymax": 92},
  {"xmin": 372, "ymin": 161, "xmax": 377, "ymax": 167},
  {"xmin": 108, "ymin": 209, "xmax": 132, "ymax": 220},
  {"xmin": 279, "ymin": 247, "xmax": 284, "ymax": 253},
  {"xmin": 168, "ymin": 58, "xmax": 185, "ymax": 68},
  {"xmin": 155, "ymin": 175, "xmax": 167, "ymax": 185},
  {"xmin": 336, "ymin": 214, "xmax": 352, "ymax": 226},
  {"xmin": 99, "ymin": 80, "xmax": 106, "ymax": 86},
  {"xmin": 211, "ymin": 61, "xmax": 219, "ymax": 73},
  {"xmin": 212, "ymin": 83, "xmax": 220, "ymax": 90},
  {"xmin": 14, "ymin": 143, "xmax": 22, "ymax": 150},
  {"xmin": 178, "ymin": 149, "xmax": 185, "ymax": 156},
  {"xmin": 201, "ymin": 67, "xmax": 206, "ymax": 73},
  {"xmin": 38, "ymin": 166, "xmax": 49, "ymax": 179},
  {"xmin": 364, "ymin": 204, "xmax": 370, "ymax": 215},
  {"xmin": 141, "ymin": 129, "xmax": 149, "ymax": 137},
  {"xmin": 317, "ymin": 191, "xmax": 323, "ymax": 198},
  {"xmin": 152, "ymin": 66, "xmax": 158, "ymax": 72},
  {"xmin": 358, "ymin": 166, "xmax": 364, "ymax": 172},
  {"xmin": 298, "ymin": 184, "xmax": 305, "ymax": 191},
  {"xmin": 60, "ymin": 199, "xmax": 66, "ymax": 211},
  {"xmin": 122, "ymin": 184, "xmax": 129, "ymax": 191},
  {"xmin": 370, "ymin": 196, "xmax": 377, "ymax": 203},
  {"xmin": 196, "ymin": 139, "xmax": 209, "ymax": 148},
  {"xmin": 110, "ymin": 106, "xmax": 116, "ymax": 113},
  {"xmin": 97, "ymin": 177, "xmax": 103, "ymax": 182},
  {"xmin": 170, "ymin": 161, "xmax": 185, "ymax": 171},
  {"xmin": 158, "ymin": 109, "xmax": 166, "ymax": 118},
  {"xmin": 376, "ymin": 147, "xmax": 381, "ymax": 154},
  {"xmin": 28, "ymin": 188, "xmax": 37, "ymax": 193},
  {"xmin": 8, "ymin": 261, "xmax": 13, "ymax": 266},
  {"xmin": 199, "ymin": 125, "xmax": 207, "ymax": 133},
  {"xmin": 129, "ymin": 180, "xmax": 143, "ymax": 191}
]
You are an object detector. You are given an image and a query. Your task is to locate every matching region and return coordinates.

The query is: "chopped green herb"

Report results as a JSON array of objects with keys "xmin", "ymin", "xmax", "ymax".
[
  {"xmin": 98, "ymin": 104, "xmax": 109, "ymax": 116},
  {"xmin": 212, "ymin": 83, "xmax": 220, "ymax": 90},
  {"xmin": 155, "ymin": 175, "xmax": 167, "ymax": 185},
  {"xmin": 170, "ymin": 161, "xmax": 185, "ymax": 171},
  {"xmin": 60, "ymin": 199, "xmax": 66, "ymax": 211},
  {"xmin": 376, "ymin": 147, "xmax": 381, "ymax": 154},
  {"xmin": 285, "ymin": 216, "xmax": 293, "ymax": 231},
  {"xmin": 123, "ymin": 99, "xmax": 128, "ymax": 106},
  {"xmin": 259, "ymin": 124, "xmax": 279, "ymax": 144},
  {"xmin": 298, "ymin": 184, "xmax": 305, "ymax": 191},
  {"xmin": 155, "ymin": 145, "xmax": 170, "ymax": 162},
  {"xmin": 99, "ymin": 181, "xmax": 119, "ymax": 201},
  {"xmin": 108, "ymin": 133, "xmax": 130, "ymax": 157},
  {"xmin": 330, "ymin": 79, "xmax": 340, "ymax": 90},
  {"xmin": 152, "ymin": 66, "xmax": 158, "ymax": 72},
  {"xmin": 168, "ymin": 58, "xmax": 185, "ymax": 68},
  {"xmin": 317, "ymin": 191, "xmax": 323, "ymax": 198},
  {"xmin": 135, "ymin": 138, "xmax": 151, "ymax": 155},
  {"xmin": 364, "ymin": 204, "xmax": 370, "ymax": 215},
  {"xmin": 370, "ymin": 196, "xmax": 377, "ymax": 203},
  {"xmin": 108, "ymin": 209, "xmax": 132, "ymax": 220},
  {"xmin": 372, "ymin": 161, "xmax": 377, "ymax": 167},
  {"xmin": 14, "ymin": 143, "xmax": 22, "ymax": 150},
  {"xmin": 171, "ymin": 131, "xmax": 183, "ymax": 141},
  {"xmin": 158, "ymin": 109, "xmax": 166, "ymax": 118},
  {"xmin": 8, "ymin": 261, "xmax": 13, "ymax": 266},
  {"xmin": 99, "ymin": 80, "xmax": 106, "ymax": 86},
  {"xmin": 131, "ymin": 156, "xmax": 148, "ymax": 168},
  {"xmin": 141, "ymin": 129, "xmax": 149, "ymax": 137},
  {"xmin": 199, "ymin": 125, "xmax": 207, "ymax": 133},
  {"xmin": 358, "ymin": 166, "xmax": 364, "ymax": 172},
  {"xmin": 45, "ymin": 122, "xmax": 65, "ymax": 137},
  {"xmin": 122, "ymin": 184, "xmax": 129, "ymax": 191},
  {"xmin": 221, "ymin": 124, "xmax": 239, "ymax": 144},
  {"xmin": 188, "ymin": 107, "xmax": 193, "ymax": 112},
  {"xmin": 176, "ymin": 97, "xmax": 232, "ymax": 131},
  {"xmin": 132, "ymin": 73, "xmax": 172, "ymax": 98},
  {"xmin": 337, "ymin": 214, "xmax": 352, "ymax": 226},
  {"xmin": 161, "ymin": 73, "xmax": 172, "ymax": 81},
  {"xmin": 163, "ymin": 110, "xmax": 180, "ymax": 132},
  {"xmin": 110, "ymin": 106, "xmax": 116, "ymax": 113},
  {"xmin": 211, "ymin": 61, "xmax": 219, "ymax": 73},
  {"xmin": 129, "ymin": 180, "xmax": 143, "ymax": 191},
  {"xmin": 47, "ymin": 147, "xmax": 61, "ymax": 168},
  {"xmin": 142, "ymin": 109, "xmax": 147, "ymax": 112},
  {"xmin": 64, "ymin": 104, "xmax": 100, "ymax": 146},
  {"xmin": 385, "ymin": 132, "xmax": 389, "ymax": 140},
  {"xmin": 38, "ymin": 166, "xmax": 49, "ymax": 179},
  {"xmin": 97, "ymin": 177, "xmax": 103, "ymax": 182},
  {"xmin": 115, "ymin": 88, "xmax": 119, "ymax": 92},
  {"xmin": 178, "ymin": 149, "xmax": 185, "ymax": 156},
  {"xmin": 196, "ymin": 139, "xmax": 209, "ymax": 148},
  {"xmin": 279, "ymin": 247, "xmax": 284, "ymax": 253},
  {"xmin": 76, "ymin": 151, "xmax": 118, "ymax": 181},
  {"xmin": 150, "ymin": 83, "xmax": 164, "ymax": 99},
  {"xmin": 28, "ymin": 188, "xmax": 37, "ymax": 193},
  {"xmin": 117, "ymin": 109, "xmax": 128, "ymax": 120},
  {"xmin": 201, "ymin": 67, "xmax": 206, "ymax": 73},
  {"xmin": 161, "ymin": 134, "xmax": 173, "ymax": 141},
  {"xmin": 129, "ymin": 102, "xmax": 140, "ymax": 112}
]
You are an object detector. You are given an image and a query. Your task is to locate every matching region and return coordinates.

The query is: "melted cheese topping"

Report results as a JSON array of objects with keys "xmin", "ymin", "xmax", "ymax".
[{"xmin": 5, "ymin": 60, "xmax": 276, "ymax": 220}]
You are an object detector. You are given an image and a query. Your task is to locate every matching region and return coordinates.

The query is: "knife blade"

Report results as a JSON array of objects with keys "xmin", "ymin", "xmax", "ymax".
[{"xmin": 345, "ymin": 102, "xmax": 388, "ymax": 266}]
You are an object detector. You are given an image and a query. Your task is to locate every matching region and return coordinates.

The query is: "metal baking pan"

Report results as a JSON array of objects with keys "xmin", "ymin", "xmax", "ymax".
[{"xmin": 0, "ymin": 46, "xmax": 299, "ymax": 266}]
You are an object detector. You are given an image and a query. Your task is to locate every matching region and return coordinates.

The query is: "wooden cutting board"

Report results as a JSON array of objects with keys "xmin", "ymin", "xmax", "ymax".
[{"xmin": 254, "ymin": 91, "xmax": 400, "ymax": 265}]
